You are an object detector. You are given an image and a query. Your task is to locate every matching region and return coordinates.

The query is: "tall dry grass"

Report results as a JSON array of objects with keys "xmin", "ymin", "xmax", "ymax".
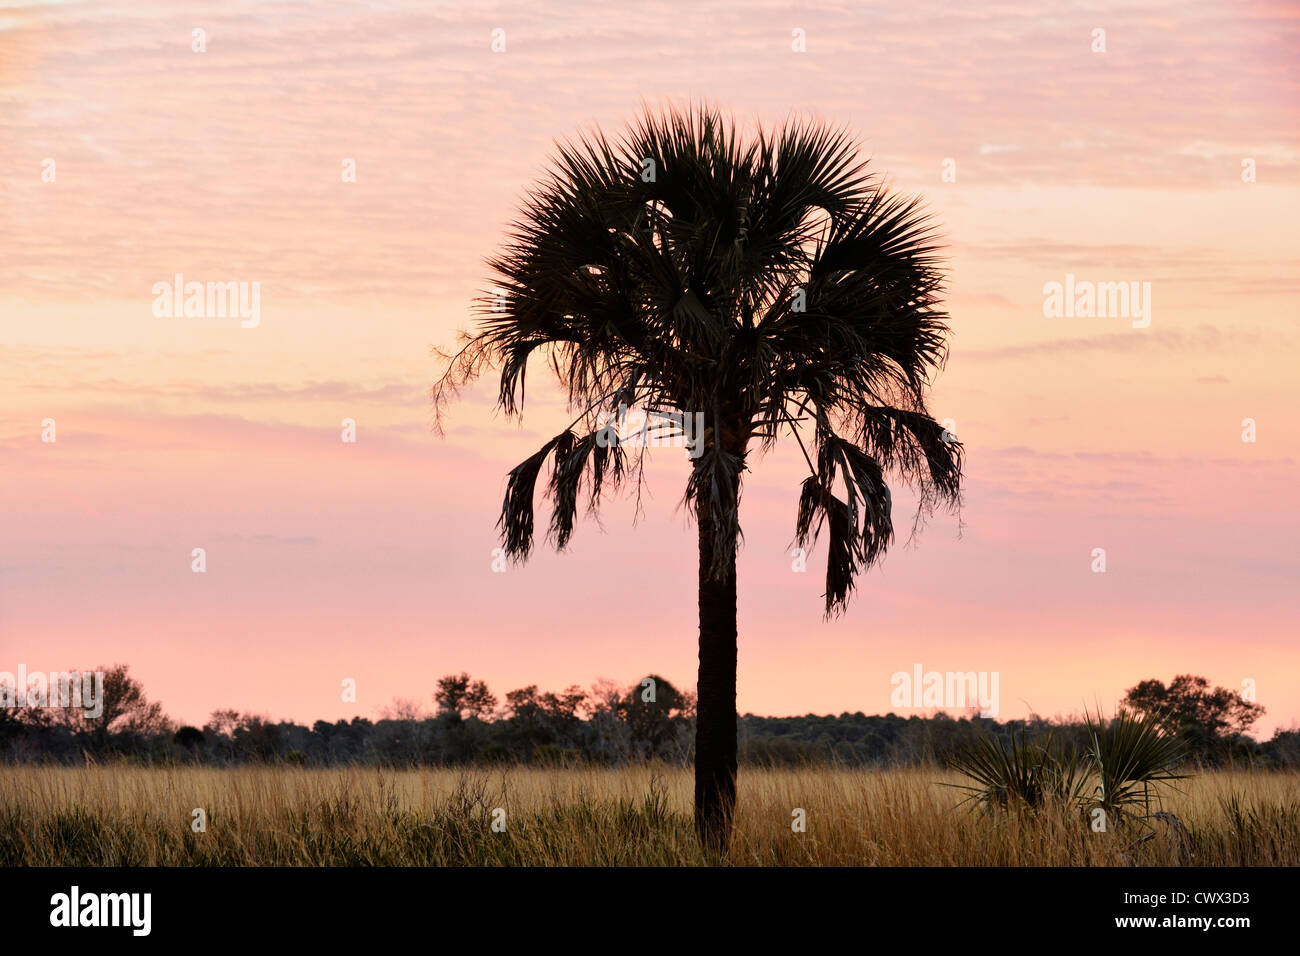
[{"xmin": 1, "ymin": 764, "xmax": 1296, "ymax": 866}]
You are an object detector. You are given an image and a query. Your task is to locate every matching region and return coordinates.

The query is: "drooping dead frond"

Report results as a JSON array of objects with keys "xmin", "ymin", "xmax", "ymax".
[
  {"xmin": 499, "ymin": 433, "xmax": 569, "ymax": 561},
  {"xmin": 794, "ymin": 423, "xmax": 895, "ymax": 615},
  {"xmin": 548, "ymin": 429, "xmax": 626, "ymax": 550}
]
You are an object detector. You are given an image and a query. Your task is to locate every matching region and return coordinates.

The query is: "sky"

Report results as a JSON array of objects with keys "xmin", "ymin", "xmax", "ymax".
[{"xmin": 1, "ymin": 0, "xmax": 1297, "ymax": 736}]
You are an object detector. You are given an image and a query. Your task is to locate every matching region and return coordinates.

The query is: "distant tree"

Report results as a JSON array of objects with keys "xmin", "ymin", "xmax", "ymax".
[
  {"xmin": 0, "ymin": 699, "xmax": 26, "ymax": 748},
  {"xmin": 229, "ymin": 713, "xmax": 279, "ymax": 761},
  {"xmin": 1265, "ymin": 728, "xmax": 1300, "ymax": 768},
  {"xmin": 546, "ymin": 686, "xmax": 589, "ymax": 722},
  {"xmin": 1123, "ymin": 674, "xmax": 1265, "ymax": 758},
  {"xmin": 586, "ymin": 678, "xmax": 625, "ymax": 715},
  {"xmin": 584, "ymin": 679, "xmax": 633, "ymax": 762},
  {"xmin": 173, "ymin": 725, "xmax": 205, "ymax": 750},
  {"xmin": 379, "ymin": 697, "xmax": 425, "ymax": 721},
  {"xmin": 504, "ymin": 685, "xmax": 587, "ymax": 722},
  {"xmin": 499, "ymin": 684, "xmax": 589, "ymax": 760},
  {"xmin": 434, "ymin": 673, "xmax": 498, "ymax": 720},
  {"xmin": 618, "ymin": 675, "xmax": 690, "ymax": 757},
  {"xmin": 502, "ymin": 685, "xmax": 537, "ymax": 720},
  {"xmin": 56, "ymin": 664, "xmax": 171, "ymax": 751},
  {"xmin": 205, "ymin": 709, "xmax": 241, "ymax": 736}
]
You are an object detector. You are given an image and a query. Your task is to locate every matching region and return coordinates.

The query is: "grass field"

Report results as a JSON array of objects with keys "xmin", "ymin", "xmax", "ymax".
[{"xmin": 3, "ymin": 764, "xmax": 1297, "ymax": 866}]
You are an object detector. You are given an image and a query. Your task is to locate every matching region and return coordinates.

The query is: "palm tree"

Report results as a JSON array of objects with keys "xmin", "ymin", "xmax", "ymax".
[{"xmin": 434, "ymin": 104, "xmax": 963, "ymax": 852}]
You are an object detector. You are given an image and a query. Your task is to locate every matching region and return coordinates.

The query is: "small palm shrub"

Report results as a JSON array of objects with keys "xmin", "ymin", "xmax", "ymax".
[
  {"xmin": 1086, "ymin": 708, "xmax": 1188, "ymax": 825},
  {"xmin": 946, "ymin": 730, "xmax": 1089, "ymax": 814},
  {"xmin": 948, "ymin": 709, "xmax": 1187, "ymax": 830}
]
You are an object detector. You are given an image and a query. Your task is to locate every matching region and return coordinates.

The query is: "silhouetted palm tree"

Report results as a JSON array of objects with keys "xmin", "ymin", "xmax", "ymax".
[{"xmin": 434, "ymin": 104, "xmax": 962, "ymax": 851}]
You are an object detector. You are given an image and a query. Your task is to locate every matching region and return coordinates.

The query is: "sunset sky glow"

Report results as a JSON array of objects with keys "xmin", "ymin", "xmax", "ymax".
[{"xmin": 2, "ymin": 0, "xmax": 1297, "ymax": 735}]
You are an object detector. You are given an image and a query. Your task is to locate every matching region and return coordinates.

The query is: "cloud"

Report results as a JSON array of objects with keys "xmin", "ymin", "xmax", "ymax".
[
  {"xmin": 958, "ymin": 324, "xmax": 1272, "ymax": 360},
  {"xmin": 18, "ymin": 377, "xmax": 430, "ymax": 406},
  {"xmin": 3, "ymin": 0, "xmax": 1298, "ymax": 303}
]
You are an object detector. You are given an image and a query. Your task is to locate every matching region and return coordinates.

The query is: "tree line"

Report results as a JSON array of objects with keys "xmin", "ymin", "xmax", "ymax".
[{"xmin": 2, "ymin": 666, "xmax": 1294, "ymax": 769}]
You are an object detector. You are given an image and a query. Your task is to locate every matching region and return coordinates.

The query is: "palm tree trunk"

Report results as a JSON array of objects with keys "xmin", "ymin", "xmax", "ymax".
[{"xmin": 694, "ymin": 486, "xmax": 738, "ymax": 853}]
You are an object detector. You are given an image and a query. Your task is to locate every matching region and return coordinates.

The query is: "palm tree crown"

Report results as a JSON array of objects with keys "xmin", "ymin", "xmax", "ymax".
[{"xmin": 435, "ymin": 104, "xmax": 962, "ymax": 614}]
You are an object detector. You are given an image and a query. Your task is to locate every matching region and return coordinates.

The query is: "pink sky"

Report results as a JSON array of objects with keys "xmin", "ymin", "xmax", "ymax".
[{"xmin": 1, "ymin": 1, "xmax": 1297, "ymax": 736}]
